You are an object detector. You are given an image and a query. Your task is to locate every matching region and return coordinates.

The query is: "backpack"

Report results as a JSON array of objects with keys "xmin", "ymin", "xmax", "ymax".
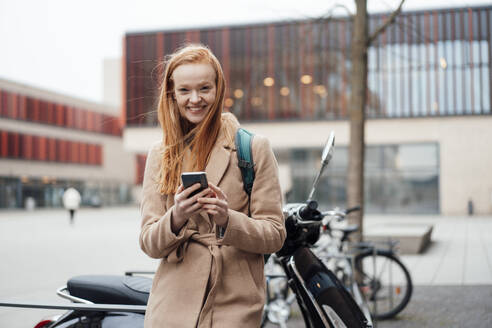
[
  {"xmin": 235, "ymin": 128, "xmax": 255, "ymax": 199},
  {"xmin": 235, "ymin": 128, "xmax": 271, "ymax": 263}
]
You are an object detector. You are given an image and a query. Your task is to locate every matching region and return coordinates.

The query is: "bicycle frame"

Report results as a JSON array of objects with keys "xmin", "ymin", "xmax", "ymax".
[{"xmin": 317, "ymin": 215, "xmax": 412, "ymax": 321}]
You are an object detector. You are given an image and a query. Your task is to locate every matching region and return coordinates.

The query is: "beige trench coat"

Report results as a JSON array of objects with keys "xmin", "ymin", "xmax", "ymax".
[{"xmin": 139, "ymin": 117, "xmax": 286, "ymax": 327}]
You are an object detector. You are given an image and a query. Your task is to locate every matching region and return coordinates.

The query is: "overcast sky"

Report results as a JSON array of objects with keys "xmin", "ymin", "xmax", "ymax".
[{"xmin": 0, "ymin": 0, "xmax": 490, "ymax": 105}]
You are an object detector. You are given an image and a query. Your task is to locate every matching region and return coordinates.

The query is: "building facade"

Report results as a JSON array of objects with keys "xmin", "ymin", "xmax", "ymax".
[
  {"xmin": 0, "ymin": 79, "xmax": 136, "ymax": 209},
  {"xmin": 123, "ymin": 5, "xmax": 492, "ymax": 215}
]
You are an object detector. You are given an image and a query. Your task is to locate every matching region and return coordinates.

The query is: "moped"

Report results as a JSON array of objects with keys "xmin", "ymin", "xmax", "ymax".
[
  {"xmin": 1, "ymin": 131, "xmax": 370, "ymax": 328},
  {"xmin": 1, "ymin": 273, "xmax": 148, "ymax": 327},
  {"xmin": 265, "ymin": 131, "xmax": 371, "ymax": 328}
]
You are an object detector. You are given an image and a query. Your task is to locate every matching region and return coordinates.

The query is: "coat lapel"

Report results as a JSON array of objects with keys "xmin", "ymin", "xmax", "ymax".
[
  {"xmin": 205, "ymin": 144, "xmax": 231, "ymax": 188},
  {"xmin": 205, "ymin": 125, "xmax": 234, "ymax": 187},
  {"xmin": 199, "ymin": 130, "xmax": 233, "ymax": 228}
]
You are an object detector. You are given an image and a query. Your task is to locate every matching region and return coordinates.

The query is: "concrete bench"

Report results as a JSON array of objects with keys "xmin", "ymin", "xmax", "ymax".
[{"xmin": 363, "ymin": 223, "xmax": 434, "ymax": 254}]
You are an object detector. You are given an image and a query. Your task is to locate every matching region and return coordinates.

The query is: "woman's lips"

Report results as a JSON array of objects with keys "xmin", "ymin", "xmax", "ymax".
[{"xmin": 188, "ymin": 106, "xmax": 206, "ymax": 113}]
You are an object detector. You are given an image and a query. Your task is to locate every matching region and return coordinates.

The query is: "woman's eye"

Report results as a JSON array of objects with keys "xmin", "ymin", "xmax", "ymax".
[
  {"xmin": 201, "ymin": 86, "xmax": 210, "ymax": 90},
  {"xmin": 178, "ymin": 88, "xmax": 188, "ymax": 93}
]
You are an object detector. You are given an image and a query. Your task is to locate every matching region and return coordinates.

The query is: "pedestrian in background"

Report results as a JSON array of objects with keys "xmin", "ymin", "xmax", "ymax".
[
  {"xmin": 139, "ymin": 44, "xmax": 286, "ymax": 327},
  {"xmin": 63, "ymin": 187, "xmax": 81, "ymax": 225}
]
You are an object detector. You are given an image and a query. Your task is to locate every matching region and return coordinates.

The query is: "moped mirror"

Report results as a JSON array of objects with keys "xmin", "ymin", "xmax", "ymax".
[
  {"xmin": 321, "ymin": 132, "xmax": 335, "ymax": 165},
  {"xmin": 307, "ymin": 131, "xmax": 335, "ymax": 201}
]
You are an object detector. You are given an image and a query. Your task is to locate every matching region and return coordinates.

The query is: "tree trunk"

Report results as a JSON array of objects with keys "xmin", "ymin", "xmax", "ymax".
[{"xmin": 347, "ymin": 0, "xmax": 368, "ymax": 242}]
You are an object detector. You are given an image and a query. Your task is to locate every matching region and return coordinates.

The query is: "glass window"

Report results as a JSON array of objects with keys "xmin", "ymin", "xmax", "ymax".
[
  {"xmin": 287, "ymin": 143, "xmax": 439, "ymax": 214},
  {"xmin": 482, "ymin": 40, "xmax": 490, "ymax": 113},
  {"xmin": 397, "ymin": 143, "xmax": 439, "ymax": 168},
  {"xmin": 455, "ymin": 40, "xmax": 464, "ymax": 114},
  {"xmin": 0, "ymin": 176, "xmax": 134, "ymax": 209},
  {"xmin": 365, "ymin": 146, "xmax": 383, "ymax": 170},
  {"xmin": 420, "ymin": 43, "xmax": 428, "ymax": 116}
]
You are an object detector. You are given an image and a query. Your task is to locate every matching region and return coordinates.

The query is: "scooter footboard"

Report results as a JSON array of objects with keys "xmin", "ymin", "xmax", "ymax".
[{"xmin": 291, "ymin": 247, "xmax": 369, "ymax": 328}]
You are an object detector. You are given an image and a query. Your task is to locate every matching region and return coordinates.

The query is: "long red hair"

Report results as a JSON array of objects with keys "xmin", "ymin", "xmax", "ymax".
[{"xmin": 157, "ymin": 44, "xmax": 226, "ymax": 194}]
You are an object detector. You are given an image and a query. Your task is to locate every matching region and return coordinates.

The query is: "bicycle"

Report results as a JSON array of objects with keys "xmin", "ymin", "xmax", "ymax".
[
  {"xmin": 317, "ymin": 207, "xmax": 413, "ymax": 321},
  {"xmin": 261, "ymin": 254, "xmax": 296, "ymax": 327}
]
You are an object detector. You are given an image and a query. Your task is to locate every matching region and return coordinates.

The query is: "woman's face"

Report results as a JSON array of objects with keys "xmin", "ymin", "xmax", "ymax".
[{"xmin": 172, "ymin": 62, "xmax": 217, "ymax": 126}]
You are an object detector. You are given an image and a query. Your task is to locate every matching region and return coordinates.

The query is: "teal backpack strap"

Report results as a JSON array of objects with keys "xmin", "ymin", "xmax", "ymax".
[
  {"xmin": 235, "ymin": 128, "xmax": 271, "ymax": 263},
  {"xmin": 235, "ymin": 128, "xmax": 255, "ymax": 198}
]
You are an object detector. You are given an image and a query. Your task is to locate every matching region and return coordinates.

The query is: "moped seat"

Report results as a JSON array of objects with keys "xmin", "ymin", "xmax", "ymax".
[{"xmin": 67, "ymin": 275, "xmax": 151, "ymax": 305}]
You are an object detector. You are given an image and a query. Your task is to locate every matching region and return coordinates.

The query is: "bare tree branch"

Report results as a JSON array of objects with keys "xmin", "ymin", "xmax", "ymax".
[
  {"xmin": 330, "ymin": 3, "xmax": 355, "ymax": 20},
  {"xmin": 368, "ymin": 0, "xmax": 405, "ymax": 45},
  {"xmin": 281, "ymin": 2, "xmax": 355, "ymax": 54},
  {"xmin": 311, "ymin": 3, "xmax": 354, "ymax": 24}
]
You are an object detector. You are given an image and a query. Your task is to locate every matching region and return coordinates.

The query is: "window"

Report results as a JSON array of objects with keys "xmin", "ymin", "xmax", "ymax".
[{"xmin": 286, "ymin": 143, "xmax": 440, "ymax": 214}]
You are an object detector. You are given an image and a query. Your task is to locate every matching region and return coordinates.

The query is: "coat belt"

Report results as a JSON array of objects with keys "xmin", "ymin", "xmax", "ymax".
[{"xmin": 167, "ymin": 230, "xmax": 222, "ymax": 327}]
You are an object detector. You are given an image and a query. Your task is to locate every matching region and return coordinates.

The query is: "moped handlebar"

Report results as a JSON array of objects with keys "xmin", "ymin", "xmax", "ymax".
[{"xmin": 298, "ymin": 200, "xmax": 318, "ymax": 221}]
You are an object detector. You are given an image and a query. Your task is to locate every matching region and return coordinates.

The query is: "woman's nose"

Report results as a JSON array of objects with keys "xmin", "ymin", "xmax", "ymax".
[{"xmin": 189, "ymin": 90, "xmax": 200, "ymax": 103}]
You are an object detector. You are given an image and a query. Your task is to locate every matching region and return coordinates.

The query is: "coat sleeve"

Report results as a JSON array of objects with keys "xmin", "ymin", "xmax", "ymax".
[
  {"xmin": 219, "ymin": 135, "xmax": 286, "ymax": 254},
  {"xmin": 139, "ymin": 142, "xmax": 190, "ymax": 259}
]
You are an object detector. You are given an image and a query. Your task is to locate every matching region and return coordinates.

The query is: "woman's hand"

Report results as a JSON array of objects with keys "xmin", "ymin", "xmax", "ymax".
[
  {"xmin": 198, "ymin": 183, "xmax": 229, "ymax": 228},
  {"xmin": 171, "ymin": 183, "xmax": 211, "ymax": 234}
]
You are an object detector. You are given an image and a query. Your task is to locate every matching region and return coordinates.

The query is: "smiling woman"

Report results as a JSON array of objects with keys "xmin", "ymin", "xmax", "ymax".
[
  {"xmin": 156, "ymin": 45, "xmax": 226, "ymax": 195},
  {"xmin": 138, "ymin": 44, "xmax": 286, "ymax": 327}
]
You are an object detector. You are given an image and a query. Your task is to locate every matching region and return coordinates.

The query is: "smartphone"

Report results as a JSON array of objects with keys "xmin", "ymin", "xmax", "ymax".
[{"xmin": 181, "ymin": 171, "xmax": 208, "ymax": 198}]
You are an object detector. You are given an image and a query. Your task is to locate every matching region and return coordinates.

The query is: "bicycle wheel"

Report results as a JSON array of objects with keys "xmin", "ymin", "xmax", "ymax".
[{"xmin": 354, "ymin": 250, "xmax": 413, "ymax": 320}]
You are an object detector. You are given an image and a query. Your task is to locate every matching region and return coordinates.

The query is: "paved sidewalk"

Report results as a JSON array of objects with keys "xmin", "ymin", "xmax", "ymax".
[
  {"xmin": 266, "ymin": 214, "xmax": 492, "ymax": 327},
  {"xmin": 1, "ymin": 208, "xmax": 491, "ymax": 327},
  {"xmin": 265, "ymin": 285, "xmax": 492, "ymax": 328},
  {"xmin": 364, "ymin": 215, "xmax": 492, "ymax": 285}
]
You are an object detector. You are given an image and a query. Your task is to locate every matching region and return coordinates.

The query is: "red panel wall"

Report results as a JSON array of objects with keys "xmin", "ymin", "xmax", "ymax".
[
  {"xmin": 0, "ymin": 129, "xmax": 103, "ymax": 166},
  {"xmin": 0, "ymin": 89, "xmax": 122, "ymax": 136}
]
